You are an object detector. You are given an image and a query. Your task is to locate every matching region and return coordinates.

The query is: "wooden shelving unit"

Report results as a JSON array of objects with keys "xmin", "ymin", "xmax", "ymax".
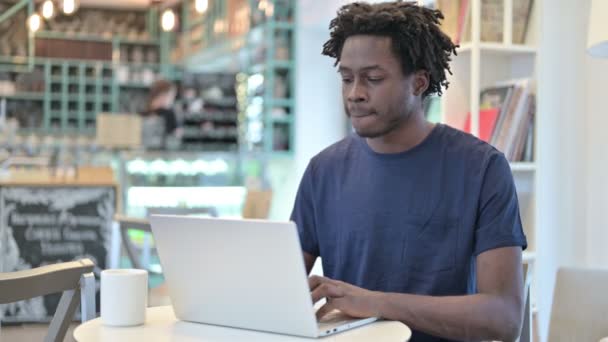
[
  {"xmin": 176, "ymin": 0, "xmax": 297, "ymax": 154},
  {"xmin": 437, "ymin": 0, "xmax": 541, "ymax": 323}
]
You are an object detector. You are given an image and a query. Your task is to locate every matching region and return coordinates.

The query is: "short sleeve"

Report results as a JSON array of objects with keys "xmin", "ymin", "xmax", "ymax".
[
  {"xmin": 474, "ymin": 153, "xmax": 528, "ymax": 256},
  {"xmin": 290, "ymin": 160, "xmax": 320, "ymax": 257}
]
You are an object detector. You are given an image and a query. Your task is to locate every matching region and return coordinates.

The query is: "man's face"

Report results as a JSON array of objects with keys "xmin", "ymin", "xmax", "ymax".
[{"xmin": 339, "ymin": 35, "xmax": 420, "ymax": 138}]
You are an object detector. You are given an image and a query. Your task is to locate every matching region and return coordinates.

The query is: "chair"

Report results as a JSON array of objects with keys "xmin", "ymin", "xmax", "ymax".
[
  {"xmin": 115, "ymin": 215, "xmax": 155, "ymax": 274},
  {"xmin": 547, "ymin": 267, "xmax": 608, "ymax": 342},
  {"xmin": 116, "ymin": 207, "xmax": 217, "ymax": 274},
  {"xmin": 0, "ymin": 259, "xmax": 96, "ymax": 342},
  {"xmin": 518, "ymin": 263, "xmax": 532, "ymax": 342},
  {"xmin": 146, "ymin": 206, "xmax": 218, "ymax": 218},
  {"xmin": 489, "ymin": 262, "xmax": 532, "ymax": 342}
]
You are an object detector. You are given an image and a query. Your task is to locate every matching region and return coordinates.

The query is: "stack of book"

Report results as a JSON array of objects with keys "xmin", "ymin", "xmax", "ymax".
[{"xmin": 464, "ymin": 79, "xmax": 535, "ymax": 162}]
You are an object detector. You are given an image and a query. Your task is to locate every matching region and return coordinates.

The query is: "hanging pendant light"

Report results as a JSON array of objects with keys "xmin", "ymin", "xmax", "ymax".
[
  {"xmin": 195, "ymin": 0, "xmax": 208, "ymax": 14},
  {"xmin": 161, "ymin": 9, "xmax": 176, "ymax": 32},
  {"xmin": 41, "ymin": 0, "xmax": 55, "ymax": 19},
  {"xmin": 28, "ymin": 13, "xmax": 42, "ymax": 32},
  {"xmin": 62, "ymin": 0, "xmax": 78, "ymax": 15}
]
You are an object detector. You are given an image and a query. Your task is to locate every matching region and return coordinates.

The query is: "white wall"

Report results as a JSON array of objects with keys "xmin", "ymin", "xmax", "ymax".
[
  {"xmin": 536, "ymin": 0, "xmax": 587, "ymax": 339},
  {"xmin": 584, "ymin": 45, "xmax": 608, "ymax": 268},
  {"xmin": 536, "ymin": 0, "xmax": 608, "ymax": 340}
]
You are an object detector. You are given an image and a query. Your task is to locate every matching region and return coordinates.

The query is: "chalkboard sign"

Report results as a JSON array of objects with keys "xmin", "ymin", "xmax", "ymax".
[{"xmin": 0, "ymin": 186, "xmax": 115, "ymax": 323}]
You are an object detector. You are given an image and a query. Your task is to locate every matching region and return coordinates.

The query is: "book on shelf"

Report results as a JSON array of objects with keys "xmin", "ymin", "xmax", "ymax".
[
  {"xmin": 463, "ymin": 78, "xmax": 535, "ymax": 162},
  {"xmin": 437, "ymin": 0, "xmax": 534, "ymax": 45},
  {"xmin": 463, "ymin": 108, "xmax": 499, "ymax": 142},
  {"xmin": 436, "ymin": 0, "xmax": 462, "ymax": 43}
]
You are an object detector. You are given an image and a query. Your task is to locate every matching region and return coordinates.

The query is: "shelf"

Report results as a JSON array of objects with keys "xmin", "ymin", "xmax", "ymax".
[
  {"xmin": 268, "ymin": 99, "xmax": 294, "ymax": 108},
  {"xmin": 248, "ymin": 60, "xmax": 294, "ymax": 74},
  {"xmin": 272, "ymin": 21, "xmax": 295, "ymax": 30},
  {"xmin": 204, "ymin": 97, "xmax": 238, "ymax": 107},
  {"xmin": 0, "ymin": 55, "xmax": 29, "ymax": 64},
  {"xmin": 116, "ymin": 62, "xmax": 162, "ymax": 69},
  {"xmin": 182, "ymin": 133, "xmax": 239, "ymax": 140},
  {"xmin": 184, "ymin": 113, "xmax": 238, "ymax": 122},
  {"xmin": 1, "ymin": 56, "xmax": 114, "ymax": 66},
  {"xmin": 0, "ymin": 92, "xmax": 44, "ymax": 100},
  {"xmin": 458, "ymin": 43, "xmax": 537, "ymax": 55},
  {"xmin": 85, "ymin": 95, "xmax": 113, "ymax": 102},
  {"xmin": 271, "ymin": 150, "xmax": 295, "ymax": 157},
  {"xmin": 117, "ymin": 39, "xmax": 160, "ymax": 46},
  {"xmin": 49, "ymin": 111, "xmax": 97, "ymax": 117},
  {"xmin": 249, "ymin": 21, "xmax": 294, "ymax": 32},
  {"xmin": 50, "ymin": 77, "xmax": 113, "ymax": 85},
  {"xmin": 118, "ymin": 83, "xmax": 152, "ymax": 88},
  {"xmin": 271, "ymin": 116, "xmax": 292, "ymax": 124},
  {"xmin": 35, "ymin": 31, "xmax": 158, "ymax": 45},
  {"xmin": 510, "ymin": 162, "xmax": 536, "ymax": 172},
  {"xmin": 36, "ymin": 31, "xmax": 113, "ymax": 42}
]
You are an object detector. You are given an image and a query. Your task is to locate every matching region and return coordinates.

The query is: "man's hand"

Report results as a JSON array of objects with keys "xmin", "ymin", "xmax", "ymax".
[{"xmin": 309, "ymin": 275, "xmax": 382, "ymax": 320}]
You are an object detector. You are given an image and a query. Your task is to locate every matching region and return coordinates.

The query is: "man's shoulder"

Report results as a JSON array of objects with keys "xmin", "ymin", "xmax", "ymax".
[
  {"xmin": 440, "ymin": 124, "xmax": 505, "ymax": 165},
  {"xmin": 309, "ymin": 134, "xmax": 359, "ymax": 168}
]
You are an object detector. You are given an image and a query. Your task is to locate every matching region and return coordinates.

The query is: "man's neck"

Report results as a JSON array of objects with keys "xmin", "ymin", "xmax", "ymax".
[{"xmin": 365, "ymin": 115, "xmax": 435, "ymax": 154}]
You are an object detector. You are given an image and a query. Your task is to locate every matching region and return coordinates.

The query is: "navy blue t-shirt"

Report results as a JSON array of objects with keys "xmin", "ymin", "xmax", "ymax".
[{"xmin": 290, "ymin": 124, "xmax": 527, "ymax": 342}]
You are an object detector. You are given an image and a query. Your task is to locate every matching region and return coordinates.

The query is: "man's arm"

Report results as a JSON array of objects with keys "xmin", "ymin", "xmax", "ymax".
[
  {"xmin": 303, "ymin": 252, "xmax": 317, "ymax": 275},
  {"xmin": 311, "ymin": 246, "xmax": 524, "ymax": 342}
]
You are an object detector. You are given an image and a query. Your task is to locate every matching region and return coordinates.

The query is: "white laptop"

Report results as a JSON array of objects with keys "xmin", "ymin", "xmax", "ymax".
[{"xmin": 149, "ymin": 215, "xmax": 378, "ymax": 338}]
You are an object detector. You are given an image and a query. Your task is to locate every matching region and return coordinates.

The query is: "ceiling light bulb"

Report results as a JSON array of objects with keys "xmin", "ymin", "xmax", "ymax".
[
  {"xmin": 42, "ymin": 0, "xmax": 55, "ymax": 19},
  {"xmin": 161, "ymin": 9, "xmax": 176, "ymax": 32},
  {"xmin": 195, "ymin": 0, "xmax": 208, "ymax": 14},
  {"xmin": 28, "ymin": 14, "xmax": 42, "ymax": 32},
  {"xmin": 63, "ymin": 0, "xmax": 76, "ymax": 15}
]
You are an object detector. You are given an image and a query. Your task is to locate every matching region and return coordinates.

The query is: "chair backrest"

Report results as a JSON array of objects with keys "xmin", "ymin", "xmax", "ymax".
[
  {"xmin": 116, "ymin": 207, "xmax": 217, "ymax": 277},
  {"xmin": 116, "ymin": 207, "xmax": 217, "ymax": 274},
  {"xmin": 146, "ymin": 206, "xmax": 218, "ymax": 218},
  {"xmin": 0, "ymin": 259, "xmax": 96, "ymax": 342},
  {"xmin": 484, "ymin": 262, "xmax": 533, "ymax": 342},
  {"xmin": 518, "ymin": 263, "xmax": 532, "ymax": 342},
  {"xmin": 548, "ymin": 267, "xmax": 608, "ymax": 342},
  {"xmin": 115, "ymin": 215, "xmax": 154, "ymax": 272},
  {"xmin": 242, "ymin": 190, "xmax": 273, "ymax": 219}
]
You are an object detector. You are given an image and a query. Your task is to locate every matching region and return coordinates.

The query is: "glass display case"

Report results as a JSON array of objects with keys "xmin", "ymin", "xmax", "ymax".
[{"xmin": 116, "ymin": 151, "xmax": 267, "ymax": 218}]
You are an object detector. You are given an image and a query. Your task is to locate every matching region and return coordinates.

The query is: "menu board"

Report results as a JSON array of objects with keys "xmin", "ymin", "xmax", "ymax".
[{"xmin": 0, "ymin": 186, "xmax": 115, "ymax": 322}]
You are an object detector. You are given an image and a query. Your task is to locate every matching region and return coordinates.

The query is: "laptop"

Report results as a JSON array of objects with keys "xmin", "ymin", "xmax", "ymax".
[{"xmin": 149, "ymin": 215, "xmax": 378, "ymax": 338}]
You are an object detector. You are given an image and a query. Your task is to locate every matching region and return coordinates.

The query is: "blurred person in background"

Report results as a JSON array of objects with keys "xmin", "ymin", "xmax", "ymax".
[{"xmin": 143, "ymin": 80, "xmax": 181, "ymax": 146}]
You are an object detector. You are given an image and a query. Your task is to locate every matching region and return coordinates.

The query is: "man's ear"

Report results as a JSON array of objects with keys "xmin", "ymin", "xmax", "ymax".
[{"xmin": 412, "ymin": 70, "xmax": 430, "ymax": 97}]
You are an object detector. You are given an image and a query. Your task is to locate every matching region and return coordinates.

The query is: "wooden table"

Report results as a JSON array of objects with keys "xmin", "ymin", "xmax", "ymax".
[{"xmin": 74, "ymin": 306, "xmax": 412, "ymax": 342}]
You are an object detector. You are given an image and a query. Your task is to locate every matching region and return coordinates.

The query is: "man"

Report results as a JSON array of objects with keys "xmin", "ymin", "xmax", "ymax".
[{"xmin": 290, "ymin": 2, "xmax": 528, "ymax": 342}]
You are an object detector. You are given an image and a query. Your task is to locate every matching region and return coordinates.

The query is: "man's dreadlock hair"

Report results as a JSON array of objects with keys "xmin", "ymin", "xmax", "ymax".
[{"xmin": 322, "ymin": 1, "xmax": 457, "ymax": 98}]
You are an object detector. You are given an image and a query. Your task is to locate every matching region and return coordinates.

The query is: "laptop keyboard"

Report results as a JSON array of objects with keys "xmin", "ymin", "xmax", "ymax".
[{"xmin": 318, "ymin": 310, "xmax": 352, "ymax": 324}]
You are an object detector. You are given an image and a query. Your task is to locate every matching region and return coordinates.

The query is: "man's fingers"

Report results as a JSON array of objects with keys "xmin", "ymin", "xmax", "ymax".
[
  {"xmin": 311, "ymin": 282, "xmax": 343, "ymax": 304},
  {"xmin": 315, "ymin": 301, "xmax": 336, "ymax": 321},
  {"xmin": 308, "ymin": 275, "xmax": 329, "ymax": 291}
]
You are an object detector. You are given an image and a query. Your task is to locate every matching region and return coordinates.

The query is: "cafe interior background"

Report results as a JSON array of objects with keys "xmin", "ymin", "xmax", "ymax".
[{"xmin": 0, "ymin": 0, "xmax": 607, "ymax": 341}]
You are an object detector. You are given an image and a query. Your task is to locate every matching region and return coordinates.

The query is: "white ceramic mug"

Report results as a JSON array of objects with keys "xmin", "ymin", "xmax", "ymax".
[{"xmin": 100, "ymin": 269, "xmax": 148, "ymax": 326}]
